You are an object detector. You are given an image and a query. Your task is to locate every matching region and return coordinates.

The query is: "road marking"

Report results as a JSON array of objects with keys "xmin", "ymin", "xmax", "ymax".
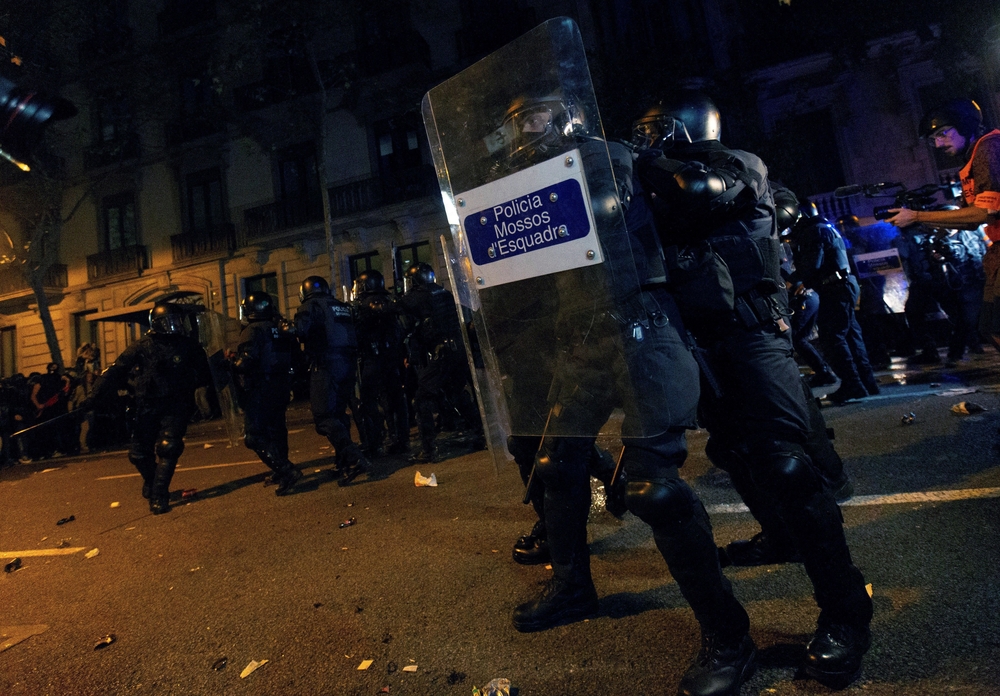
[
  {"xmin": 706, "ymin": 486, "xmax": 1000, "ymax": 515},
  {"xmin": 96, "ymin": 460, "xmax": 262, "ymax": 480},
  {"xmin": 0, "ymin": 547, "xmax": 86, "ymax": 558}
]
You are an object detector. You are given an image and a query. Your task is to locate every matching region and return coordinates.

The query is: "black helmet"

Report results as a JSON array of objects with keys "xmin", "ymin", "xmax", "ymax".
[
  {"xmin": 241, "ymin": 291, "xmax": 277, "ymax": 322},
  {"xmin": 919, "ymin": 99, "xmax": 983, "ymax": 140},
  {"xmin": 772, "ymin": 186, "xmax": 800, "ymax": 233},
  {"xmin": 632, "ymin": 90, "xmax": 721, "ymax": 150},
  {"xmin": 299, "ymin": 275, "xmax": 330, "ymax": 302},
  {"xmin": 502, "ymin": 92, "xmax": 586, "ymax": 165},
  {"xmin": 836, "ymin": 214, "xmax": 860, "ymax": 231},
  {"xmin": 404, "ymin": 262, "xmax": 435, "ymax": 291},
  {"xmin": 149, "ymin": 303, "xmax": 187, "ymax": 335},
  {"xmin": 355, "ymin": 269, "xmax": 385, "ymax": 295}
]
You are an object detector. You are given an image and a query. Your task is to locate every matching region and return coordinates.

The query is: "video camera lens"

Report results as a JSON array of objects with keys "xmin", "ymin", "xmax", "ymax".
[
  {"xmin": 873, "ymin": 205, "xmax": 893, "ymax": 220},
  {"xmin": 0, "ymin": 76, "xmax": 76, "ymax": 164}
]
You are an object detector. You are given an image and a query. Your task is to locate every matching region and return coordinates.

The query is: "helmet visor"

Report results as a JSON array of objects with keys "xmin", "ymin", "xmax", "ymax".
[
  {"xmin": 631, "ymin": 115, "xmax": 691, "ymax": 151},
  {"xmin": 152, "ymin": 313, "xmax": 186, "ymax": 335}
]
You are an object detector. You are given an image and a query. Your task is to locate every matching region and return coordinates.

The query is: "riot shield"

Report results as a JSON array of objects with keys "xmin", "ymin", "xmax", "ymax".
[
  {"xmin": 421, "ymin": 17, "xmax": 653, "ymax": 450},
  {"xmin": 195, "ymin": 310, "xmax": 243, "ymax": 447}
]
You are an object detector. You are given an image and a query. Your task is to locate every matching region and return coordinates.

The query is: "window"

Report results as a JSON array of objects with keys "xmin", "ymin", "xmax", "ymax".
[
  {"xmin": 0, "ymin": 326, "xmax": 15, "ymax": 378},
  {"xmin": 186, "ymin": 168, "xmax": 224, "ymax": 232},
  {"xmin": 95, "ymin": 96, "xmax": 131, "ymax": 144},
  {"xmin": 349, "ymin": 251, "xmax": 382, "ymax": 282},
  {"xmin": 277, "ymin": 143, "xmax": 318, "ymax": 200},
  {"xmin": 244, "ymin": 273, "xmax": 278, "ymax": 298},
  {"xmin": 374, "ymin": 115, "xmax": 423, "ymax": 177},
  {"xmin": 395, "ymin": 241, "xmax": 431, "ymax": 287},
  {"xmin": 102, "ymin": 192, "xmax": 138, "ymax": 251}
]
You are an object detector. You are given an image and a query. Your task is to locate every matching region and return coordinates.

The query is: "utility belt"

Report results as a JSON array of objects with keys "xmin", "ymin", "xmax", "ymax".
[
  {"xmin": 820, "ymin": 268, "xmax": 852, "ymax": 286},
  {"xmin": 427, "ymin": 338, "xmax": 459, "ymax": 362},
  {"xmin": 733, "ymin": 287, "xmax": 786, "ymax": 332}
]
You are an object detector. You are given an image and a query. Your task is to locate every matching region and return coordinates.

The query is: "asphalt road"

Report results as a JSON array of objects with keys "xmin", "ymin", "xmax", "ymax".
[{"xmin": 3, "ymin": 354, "xmax": 1000, "ymax": 696}]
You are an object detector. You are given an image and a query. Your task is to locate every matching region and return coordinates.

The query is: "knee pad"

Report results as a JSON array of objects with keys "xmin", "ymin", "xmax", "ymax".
[
  {"xmin": 751, "ymin": 450, "xmax": 821, "ymax": 501},
  {"xmin": 128, "ymin": 452, "xmax": 153, "ymax": 468},
  {"xmin": 534, "ymin": 437, "xmax": 592, "ymax": 491},
  {"xmin": 155, "ymin": 428, "xmax": 185, "ymax": 460},
  {"xmin": 625, "ymin": 478, "xmax": 698, "ymax": 528}
]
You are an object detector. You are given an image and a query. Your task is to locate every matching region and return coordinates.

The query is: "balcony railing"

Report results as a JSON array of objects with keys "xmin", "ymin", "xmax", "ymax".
[
  {"xmin": 83, "ymin": 134, "xmax": 140, "ymax": 170},
  {"xmin": 171, "ymin": 224, "xmax": 235, "ymax": 263},
  {"xmin": 328, "ymin": 166, "xmax": 437, "ymax": 218},
  {"xmin": 87, "ymin": 245, "xmax": 148, "ymax": 282},
  {"xmin": 244, "ymin": 193, "xmax": 324, "ymax": 240},
  {"xmin": 0, "ymin": 264, "xmax": 68, "ymax": 295}
]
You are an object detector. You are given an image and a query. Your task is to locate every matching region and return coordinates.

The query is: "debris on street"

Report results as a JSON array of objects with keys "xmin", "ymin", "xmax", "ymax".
[
  {"xmin": 56, "ymin": 516, "xmax": 75, "ymax": 526},
  {"xmin": 340, "ymin": 517, "xmax": 356, "ymax": 528},
  {"xmin": 952, "ymin": 401, "xmax": 986, "ymax": 415},
  {"xmin": 110, "ymin": 502, "xmax": 120, "ymax": 508},
  {"xmin": 93, "ymin": 635, "xmax": 116, "ymax": 650},
  {"xmin": 212, "ymin": 657, "xmax": 227, "ymax": 671},
  {"xmin": 414, "ymin": 471, "xmax": 437, "ymax": 487},
  {"xmin": 402, "ymin": 664, "xmax": 418, "ymax": 672},
  {"xmin": 240, "ymin": 659, "xmax": 268, "ymax": 678},
  {"xmin": 473, "ymin": 678, "xmax": 512, "ymax": 696},
  {"xmin": 4, "ymin": 558, "xmax": 22, "ymax": 573},
  {"xmin": 84, "ymin": 548, "xmax": 100, "ymax": 559},
  {"xmin": 901, "ymin": 412, "xmax": 916, "ymax": 425},
  {"xmin": 357, "ymin": 659, "xmax": 373, "ymax": 670}
]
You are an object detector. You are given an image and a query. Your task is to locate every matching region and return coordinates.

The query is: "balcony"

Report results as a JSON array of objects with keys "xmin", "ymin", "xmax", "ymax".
[
  {"xmin": 158, "ymin": 0, "xmax": 216, "ymax": 37},
  {"xmin": 171, "ymin": 224, "xmax": 235, "ymax": 263},
  {"xmin": 327, "ymin": 166, "xmax": 438, "ymax": 218},
  {"xmin": 165, "ymin": 116, "xmax": 225, "ymax": 146},
  {"xmin": 0, "ymin": 264, "xmax": 68, "ymax": 296},
  {"xmin": 87, "ymin": 245, "xmax": 148, "ymax": 282},
  {"xmin": 83, "ymin": 134, "xmax": 140, "ymax": 171},
  {"xmin": 244, "ymin": 193, "xmax": 324, "ymax": 241}
]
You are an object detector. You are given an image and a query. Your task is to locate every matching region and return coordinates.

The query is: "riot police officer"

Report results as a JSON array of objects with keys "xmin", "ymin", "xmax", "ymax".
[
  {"xmin": 787, "ymin": 203, "xmax": 879, "ymax": 403},
  {"xmin": 634, "ymin": 90, "xmax": 872, "ymax": 691},
  {"xmin": 398, "ymin": 262, "xmax": 485, "ymax": 462},
  {"xmin": 233, "ymin": 292, "xmax": 302, "ymax": 495},
  {"xmin": 85, "ymin": 303, "xmax": 212, "ymax": 514},
  {"xmin": 352, "ymin": 269, "xmax": 410, "ymax": 457},
  {"xmin": 294, "ymin": 276, "xmax": 367, "ymax": 485}
]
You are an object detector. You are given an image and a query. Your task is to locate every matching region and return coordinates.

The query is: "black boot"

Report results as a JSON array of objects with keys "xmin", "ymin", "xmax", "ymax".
[
  {"xmin": 511, "ymin": 556, "xmax": 599, "ymax": 632},
  {"xmin": 512, "ymin": 521, "xmax": 550, "ymax": 565},
  {"xmin": 678, "ymin": 632, "xmax": 757, "ymax": 696},
  {"xmin": 408, "ymin": 447, "xmax": 436, "ymax": 464},
  {"xmin": 722, "ymin": 532, "xmax": 802, "ymax": 567},
  {"xmin": 338, "ymin": 454, "xmax": 367, "ymax": 487},
  {"xmin": 274, "ymin": 464, "xmax": 302, "ymax": 496},
  {"xmin": 149, "ymin": 458, "xmax": 177, "ymax": 515},
  {"xmin": 827, "ymin": 382, "xmax": 868, "ymax": 405},
  {"xmin": 801, "ymin": 622, "xmax": 871, "ymax": 689},
  {"xmin": 809, "ymin": 370, "xmax": 838, "ymax": 388}
]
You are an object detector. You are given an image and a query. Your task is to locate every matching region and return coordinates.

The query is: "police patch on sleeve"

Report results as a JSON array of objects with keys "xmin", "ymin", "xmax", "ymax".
[{"xmin": 454, "ymin": 148, "xmax": 603, "ymax": 287}]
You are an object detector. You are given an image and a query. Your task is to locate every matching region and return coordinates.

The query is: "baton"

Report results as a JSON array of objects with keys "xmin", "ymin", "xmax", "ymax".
[
  {"xmin": 608, "ymin": 444, "xmax": 626, "ymax": 492},
  {"xmin": 521, "ymin": 406, "xmax": 554, "ymax": 505},
  {"xmin": 11, "ymin": 410, "xmax": 82, "ymax": 439}
]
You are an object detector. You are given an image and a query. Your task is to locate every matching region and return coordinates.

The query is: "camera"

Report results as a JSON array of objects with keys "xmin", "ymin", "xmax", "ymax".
[
  {"xmin": 873, "ymin": 205, "xmax": 894, "ymax": 220},
  {"xmin": 0, "ymin": 75, "xmax": 76, "ymax": 169}
]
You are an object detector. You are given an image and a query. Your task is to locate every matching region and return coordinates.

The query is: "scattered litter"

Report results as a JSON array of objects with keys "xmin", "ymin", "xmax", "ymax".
[
  {"xmin": 866, "ymin": 583, "xmax": 873, "ymax": 598},
  {"xmin": 347, "ymin": 502, "xmax": 354, "ymax": 507},
  {"xmin": 314, "ymin": 469, "xmax": 321, "ymax": 473},
  {"xmin": 382, "ymin": 632, "xmax": 392, "ymax": 644},
  {"xmin": 203, "ymin": 443, "xmax": 214, "ymax": 449},
  {"xmin": 40, "ymin": 468, "xmax": 58, "ymax": 473},
  {"xmin": 110, "ymin": 502, "xmax": 120, "ymax": 508},
  {"xmin": 357, "ymin": 659, "xmax": 374, "ymax": 670},
  {"xmin": 901, "ymin": 412, "xmax": 916, "ymax": 425},
  {"xmin": 240, "ymin": 659, "xmax": 268, "ymax": 678},
  {"xmin": 414, "ymin": 471, "xmax": 437, "ymax": 487},
  {"xmin": 473, "ymin": 678, "xmax": 511, "ymax": 696},
  {"xmin": 182, "ymin": 489, "xmax": 198, "ymax": 499},
  {"xmin": 4, "ymin": 558, "xmax": 22, "ymax": 573},
  {"xmin": 402, "ymin": 665, "xmax": 418, "ymax": 673},
  {"xmin": 125, "ymin": 527, "xmax": 135, "ymax": 531},
  {"xmin": 190, "ymin": 567, "xmax": 201, "ymax": 572},
  {"xmin": 84, "ymin": 548, "xmax": 100, "ymax": 559},
  {"xmin": 380, "ymin": 688, "xmax": 390, "ymax": 694},
  {"xmin": 313, "ymin": 603, "xmax": 322, "ymax": 608},
  {"xmin": 56, "ymin": 539, "xmax": 70, "ymax": 548},
  {"xmin": 212, "ymin": 657, "xmax": 227, "ymax": 671},
  {"xmin": 56, "ymin": 515, "xmax": 75, "ymax": 526},
  {"xmin": 40, "ymin": 536, "xmax": 47, "ymax": 542},
  {"xmin": 387, "ymin": 661, "xmax": 398, "ymax": 674},
  {"xmin": 340, "ymin": 518, "xmax": 356, "ymax": 528},
  {"xmin": 94, "ymin": 635, "xmax": 116, "ymax": 650},
  {"xmin": 934, "ymin": 386, "xmax": 976, "ymax": 396},
  {"xmin": 952, "ymin": 401, "xmax": 987, "ymax": 415}
]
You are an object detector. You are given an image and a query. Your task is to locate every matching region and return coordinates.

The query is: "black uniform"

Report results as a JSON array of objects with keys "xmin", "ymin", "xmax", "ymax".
[
  {"xmin": 233, "ymin": 317, "xmax": 301, "ymax": 492},
  {"xmin": 399, "ymin": 280, "xmax": 484, "ymax": 460},
  {"xmin": 90, "ymin": 331, "xmax": 211, "ymax": 513},
  {"xmin": 789, "ymin": 215, "xmax": 878, "ymax": 401},
  {"xmin": 638, "ymin": 136, "xmax": 872, "ymax": 685},
  {"xmin": 294, "ymin": 291, "xmax": 367, "ymax": 483},
  {"xmin": 353, "ymin": 290, "xmax": 410, "ymax": 456}
]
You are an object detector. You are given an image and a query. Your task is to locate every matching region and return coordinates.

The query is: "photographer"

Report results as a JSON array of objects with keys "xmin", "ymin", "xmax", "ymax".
[{"xmin": 887, "ymin": 99, "xmax": 1000, "ymax": 351}]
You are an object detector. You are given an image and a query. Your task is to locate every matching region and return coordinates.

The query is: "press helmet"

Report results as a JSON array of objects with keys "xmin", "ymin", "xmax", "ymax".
[
  {"xmin": 299, "ymin": 275, "xmax": 330, "ymax": 302},
  {"xmin": 919, "ymin": 99, "xmax": 983, "ymax": 141},
  {"xmin": 240, "ymin": 291, "xmax": 277, "ymax": 322},
  {"xmin": 502, "ymin": 92, "xmax": 586, "ymax": 165},
  {"xmin": 404, "ymin": 262, "xmax": 435, "ymax": 291},
  {"xmin": 148, "ymin": 303, "xmax": 187, "ymax": 336},
  {"xmin": 632, "ymin": 90, "xmax": 721, "ymax": 151}
]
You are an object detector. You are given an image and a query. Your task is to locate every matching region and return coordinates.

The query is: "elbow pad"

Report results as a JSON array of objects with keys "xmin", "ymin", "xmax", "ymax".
[{"xmin": 673, "ymin": 161, "xmax": 727, "ymax": 203}]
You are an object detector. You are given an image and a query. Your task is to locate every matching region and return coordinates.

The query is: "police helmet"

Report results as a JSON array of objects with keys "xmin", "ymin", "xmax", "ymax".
[
  {"xmin": 632, "ymin": 90, "xmax": 721, "ymax": 151},
  {"xmin": 502, "ymin": 92, "xmax": 586, "ymax": 165},
  {"xmin": 299, "ymin": 275, "xmax": 330, "ymax": 302},
  {"xmin": 404, "ymin": 262, "xmax": 435, "ymax": 291},
  {"xmin": 355, "ymin": 269, "xmax": 385, "ymax": 295},
  {"xmin": 149, "ymin": 303, "xmax": 187, "ymax": 336},
  {"xmin": 240, "ymin": 291, "xmax": 277, "ymax": 322},
  {"xmin": 772, "ymin": 187, "xmax": 800, "ymax": 233},
  {"xmin": 919, "ymin": 99, "xmax": 983, "ymax": 140},
  {"xmin": 836, "ymin": 214, "xmax": 860, "ymax": 231}
]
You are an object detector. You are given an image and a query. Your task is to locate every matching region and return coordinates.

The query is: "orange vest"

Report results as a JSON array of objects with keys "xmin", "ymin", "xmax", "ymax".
[{"xmin": 959, "ymin": 129, "xmax": 1000, "ymax": 241}]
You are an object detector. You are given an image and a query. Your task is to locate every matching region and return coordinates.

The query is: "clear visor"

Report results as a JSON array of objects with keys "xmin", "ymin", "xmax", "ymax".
[
  {"xmin": 631, "ymin": 115, "xmax": 691, "ymax": 151},
  {"xmin": 153, "ymin": 313, "xmax": 187, "ymax": 335},
  {"xmin": 503, "ymin": 101, "xmax": 579, "ymax": 160}
]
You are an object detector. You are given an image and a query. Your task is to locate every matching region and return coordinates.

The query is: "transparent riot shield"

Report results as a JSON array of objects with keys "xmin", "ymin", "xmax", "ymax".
[
  {"xmin": 195, "ymin": 310, "xmax": 243, "ymax": 447},
  {"xmin": 422, "ymin": 17, "xmax": 654, "ymax": 455}
]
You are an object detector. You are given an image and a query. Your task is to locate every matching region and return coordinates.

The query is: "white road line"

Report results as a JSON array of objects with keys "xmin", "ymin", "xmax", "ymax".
[
  {"xmin": 96, "ymin": 460, "xmax": 262, "ymax": 480},
  {"xmin": 0, "ymin": 548, "xmax": 86, "ymax": 558},
  {"xmin": 706, "ymin": 486, "xmax": 1000, "ymax": 515}
]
